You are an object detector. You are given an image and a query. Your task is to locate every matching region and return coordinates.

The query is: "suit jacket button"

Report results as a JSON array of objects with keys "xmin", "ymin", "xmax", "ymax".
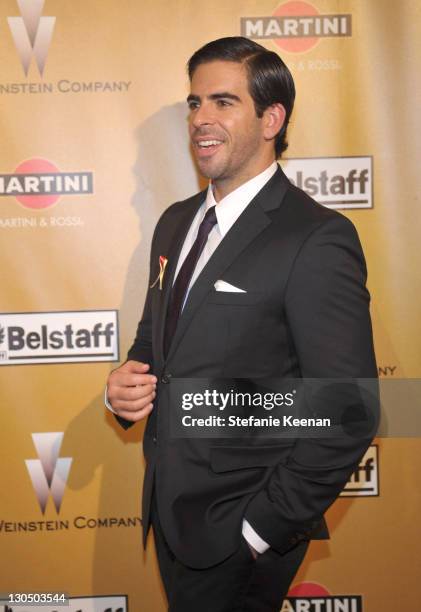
[
  {"xmin": 161, "ymin": 373, "xmax": 171, "ymax": 384},
  {"xmin": 152, "ymin": 436, "xmax": 157, "ymax": 444}
]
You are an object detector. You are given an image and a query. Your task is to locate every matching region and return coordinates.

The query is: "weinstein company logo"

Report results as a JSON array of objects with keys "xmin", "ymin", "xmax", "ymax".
[
  {"xmin": 25, "ymin": 432, "xmax": 72, "ymax": 514},
  {"xmin": 0, "ymin": 432, "xmax": 141, "ymax": 535},
  {"xmin": 3, "ymin": 1, "xmax": 131, "ymax": 94},
  {"xmin": 7, "ymin": 0, "xmax": 55, "ymax": 76}
]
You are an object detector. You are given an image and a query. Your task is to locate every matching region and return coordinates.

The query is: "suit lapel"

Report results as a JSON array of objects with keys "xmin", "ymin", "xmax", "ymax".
[
  {"xmin": 164, "ymin": 167, "xmax": 290, "ymax": 363},
  {"xmin": 154, "ymin": 191, "xmax": 206, "ymax": 364}
]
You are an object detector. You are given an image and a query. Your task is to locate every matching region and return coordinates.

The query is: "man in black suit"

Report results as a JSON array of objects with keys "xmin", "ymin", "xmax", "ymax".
[{"xmin": 106, "ymin": 37, "xmax": 377, "ymax": 611}]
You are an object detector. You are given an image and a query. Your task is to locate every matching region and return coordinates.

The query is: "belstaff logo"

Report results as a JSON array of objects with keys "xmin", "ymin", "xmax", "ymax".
[
  {"xmin": 281, "ymin": 156, "xmax": 373, "ymax": 209},
  {"xmin": 241, "ymin": 0, "xmax": 352, "ymax": 53},
  {"xmin": 7, "ymin": 0, "xmax": 56, "ymax": 76},
  {"xmin": 0, "ymin": 158, "xmax": 94, "ymax": 210},
  {"xmin": 25, "ymin": 432, "xmax": 72, "ymax": 514},
  {"xmin": 341, "ymin": 445, "xmax": 379, "ymax": 497},
  {"xmin": 284, "ymin": 582, "xmax": 362, "ymax": 611},
  {"xmin": 0, "ymin": 310, "xmax": 119, "ymax": 365}
]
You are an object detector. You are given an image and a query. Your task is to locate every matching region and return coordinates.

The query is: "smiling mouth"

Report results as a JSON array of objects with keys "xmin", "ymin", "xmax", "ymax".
[{"xmin": 195, "ymin": 139, "xmax": 224, "ymax": 157}]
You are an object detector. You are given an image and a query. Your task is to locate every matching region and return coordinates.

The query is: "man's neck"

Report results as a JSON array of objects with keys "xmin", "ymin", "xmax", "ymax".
[
  {"xmin": 212, "ymin": 158, "xmax": 275, "ymax": 203},
  {"xmin": 211, "ymin": 160, "xmax": 277, "ymax": 202}
]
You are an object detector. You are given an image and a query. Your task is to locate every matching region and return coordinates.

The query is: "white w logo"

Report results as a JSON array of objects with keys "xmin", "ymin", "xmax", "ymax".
[
  {"xmin": 8, "ymin": 0, "xmax": 56, "ymax": 76},
  {"xmin": 25, "ymin": 432, "xmax": 72, "ymax": 513}
]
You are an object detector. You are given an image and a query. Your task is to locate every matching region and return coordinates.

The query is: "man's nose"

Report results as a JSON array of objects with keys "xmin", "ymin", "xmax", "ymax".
[{"xmin": 191, "ymin": 103, "xmax": 215, "ymax": 128}]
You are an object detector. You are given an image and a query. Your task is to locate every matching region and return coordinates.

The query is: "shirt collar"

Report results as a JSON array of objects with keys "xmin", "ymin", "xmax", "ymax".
[{"xmin": 204, "ymin": 161, "xmax": 278, "ymax": 237}]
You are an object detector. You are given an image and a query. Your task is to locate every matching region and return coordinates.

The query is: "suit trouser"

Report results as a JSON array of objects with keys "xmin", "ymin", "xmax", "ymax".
[{"xmin": 151, "ymin": 498, "xmax": 309, "ymax": 612}]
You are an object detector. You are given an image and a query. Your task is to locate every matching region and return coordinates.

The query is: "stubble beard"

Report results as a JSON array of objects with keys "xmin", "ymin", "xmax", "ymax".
[{"xmin": 193, "ymin": 127, "xmax": 264, "ymax": 191}]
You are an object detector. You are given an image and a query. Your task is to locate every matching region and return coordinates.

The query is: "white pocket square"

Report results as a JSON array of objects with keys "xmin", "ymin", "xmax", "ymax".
[{"xmin": 214, "ymin": 280, "xmax": 246, "ymax": 293}]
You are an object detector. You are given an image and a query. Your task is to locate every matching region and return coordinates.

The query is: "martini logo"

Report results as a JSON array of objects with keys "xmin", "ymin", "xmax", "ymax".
[
  {"xmin": 281, "ymin": 156, "xmax": 373, "ymax": 209},
  {"xmin": 0, "ymin": 158, "xmax": 93, "ymax": 210},
  {"xmin": 241, "ymin": 1, "xmax": 352, "ymax": 53},
  {"xmin": 25, "ymin": 432, "xmax": 72, "ymax": 514},
  {"xmin": 341, "ymin": 445, "xmax": 379, "ymax": 497},
  {"xmin": 2, "ymin": 595, "xmax": 127, "ymax": 612},
  {"xmin": 0, "ymin": 310, "xmax": 119, "ymax": 365},
  {"xmin": 284, "ymin": 582, "xmax": 362, "ymax": 611},
  {"xmin": 7, "ymin": 0, "xmax": 56, "ymax": 76}
]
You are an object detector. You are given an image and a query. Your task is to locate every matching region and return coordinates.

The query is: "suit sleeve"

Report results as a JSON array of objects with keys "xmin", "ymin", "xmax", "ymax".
[
  {"xmin": 245, "ymin": 213, "xmax": 379, "ymax": 553},
  {"xmin": 113, "ymin": 210, "xmax": 167, "ymax": 430}
]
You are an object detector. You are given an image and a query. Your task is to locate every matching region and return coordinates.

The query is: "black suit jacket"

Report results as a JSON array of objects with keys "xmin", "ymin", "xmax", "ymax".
[{"xmin": 121, "ymin": 166, "xmax": 377, "ymax": 569}]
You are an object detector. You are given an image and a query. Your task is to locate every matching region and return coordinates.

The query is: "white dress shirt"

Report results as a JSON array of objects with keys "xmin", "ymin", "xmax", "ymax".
[
  {"xmin": 174, "ymin": 161, "xmax": 278, "ymax": 311},
  {"xmin": 106, "ymin": 161, "xmax": 279, "ymax": 554}
]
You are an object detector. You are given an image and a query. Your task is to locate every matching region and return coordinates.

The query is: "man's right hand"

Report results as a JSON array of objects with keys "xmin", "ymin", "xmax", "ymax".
[{"xmin": 106, "ymin": 360, "xmax": 157, "ymax": 422}]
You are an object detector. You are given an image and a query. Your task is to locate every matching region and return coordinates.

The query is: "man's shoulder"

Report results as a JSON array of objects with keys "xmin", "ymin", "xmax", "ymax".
[
  {"xmin": 284, "ymin": 181, "xmax": 344, "ymax": 223},
  {"xmin": 280, "ymin": 179, "xmax": 358, "ymax": 238},
  {"xmin": 161, "ymin": 189, "xmax": 207, "ymax": 220},
  {"xmin": 151, "ymin": 188, "xmax": 206, "ymax": 242},
  {"xmin": 258, "ymin": 165, "xmax": 352, "ymax": 234}
]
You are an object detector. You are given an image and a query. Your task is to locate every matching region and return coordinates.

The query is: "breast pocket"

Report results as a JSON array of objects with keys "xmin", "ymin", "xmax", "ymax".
[
  {"xmin": 207, "ymin": 291, "xmax": 265, "ymax": 306},
  {"xmin": 204, "ymin": 289, "xmax": 276, "ymax": 377}
]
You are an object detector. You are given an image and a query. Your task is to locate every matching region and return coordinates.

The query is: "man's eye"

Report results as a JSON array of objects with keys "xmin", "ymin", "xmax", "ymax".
[
  {"xmin": 188, "ymin": 101, "xmax": 199, "ymax": 110},
  {"xmin": 217, "ymin": 100, "xmax": 231, "ymax": 107}
]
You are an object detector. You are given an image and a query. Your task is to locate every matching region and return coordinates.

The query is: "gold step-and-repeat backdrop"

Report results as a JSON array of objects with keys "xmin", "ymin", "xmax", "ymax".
[{"xmin": 1, "ymin": 1, "xmax": 420, "ymax": 610}]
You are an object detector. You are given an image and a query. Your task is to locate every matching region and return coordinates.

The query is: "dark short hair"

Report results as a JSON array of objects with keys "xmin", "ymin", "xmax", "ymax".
[{"xmin": 187, "ymin": 36, "xmax": 295, "ymax": 157}]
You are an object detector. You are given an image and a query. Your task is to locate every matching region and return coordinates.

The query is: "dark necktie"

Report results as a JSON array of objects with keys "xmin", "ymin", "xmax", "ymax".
[{"xmin": 164, "ymin": 206, "xmax": 217, "ymax": 357}]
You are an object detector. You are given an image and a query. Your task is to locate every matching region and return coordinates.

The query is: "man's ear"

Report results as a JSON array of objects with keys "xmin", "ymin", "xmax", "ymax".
[{"xmin": 262, "ymin": 103, "xmax": 286, "ymax": 142}]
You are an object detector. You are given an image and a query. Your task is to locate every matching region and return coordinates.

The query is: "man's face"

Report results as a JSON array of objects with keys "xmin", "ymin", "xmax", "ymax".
[{"xmin": 188, "ymin": 60, "xmax": 272, "ymax": 196}]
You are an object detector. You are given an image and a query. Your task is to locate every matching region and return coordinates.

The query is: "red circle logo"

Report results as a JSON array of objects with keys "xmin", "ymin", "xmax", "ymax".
[
  {"xmin": 14, "ymin": 158, "xmax": 60, "ymax": 210},
  {"xmin": 288, "ymin": 582, "xmax": 331, "ymax": 597},
  {"xmin": 273, "ymin": 1, "xmax": 319, "ymax": 53}
]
